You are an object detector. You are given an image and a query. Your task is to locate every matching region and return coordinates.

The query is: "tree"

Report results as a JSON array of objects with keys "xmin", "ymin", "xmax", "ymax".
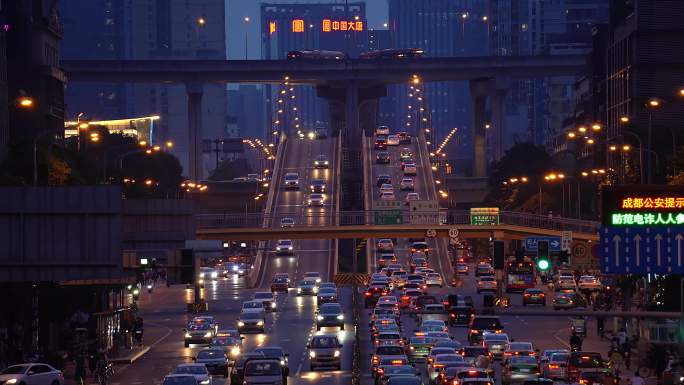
[{"xmin": 485, "ymin": 143, "xmax": 558, "ymax": 211}]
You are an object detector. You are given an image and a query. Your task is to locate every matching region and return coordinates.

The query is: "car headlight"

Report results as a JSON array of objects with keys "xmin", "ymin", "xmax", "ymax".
[
  {"xmin": 6, "ymin": 379, "xmax": 18, "ymax": 385},
  {"xmin": 200, "ymin": 380, "xmax": 210, "ymax": 385},
  {"xmin": 238, "ymin": 270, "xmax": 244, "ymax": 274},
  {"xmin": 308, "ymin": 200, "xmax": 312, "ymax": 204},
  {"xmin": 204, "ymin": 332, "xmax": 212, "ymax": 338},
  {"xmin": 324, "ymin": 161, "xmax": 329, "ymax": 165},
  {"xmin": 280, "ymin": 359, "xmax": 286, "ymax": 366},
  {"xmin": 309, "ymin": 351, "xmax": 316, "ymax": 358},
  {"xmin": 297, "ymin": 288, "xmax": 302, "ymax": 293},
  {"xmin": 237, "ymin": 321, "xmax": 245, "ymax": 327},
  {"xmin": 232, "ymin": 266, "xmax": 238, "ymax": 271},
  {"xmin": 316, "ymin": 278, "xmax": 321, "ymax": 283},
  {"xmin": 211, "ymin": 272, "xmax": 218, "ymax": 278},
  {"xmin": 317, "ymin": 315, "xmax": 324, "ymax": 321},
  {"xmin": 185, "ymin": 333, "xmax": 192, "ymax": 338},
  {"xmin": 313, "ymin": 287, "xmax": 319, "ymax": 293},
  {"xmin": 288, "ymin": 246, "xmax": 293, "ymax": 250},
  {"xmin": 257, "ymin": 320, "xmax": 264, "ymax": 326},
  {"xmin": 271, "ymin": 302, "xmax": 277, "ymax": 308},
  {"xmin": 276, "ymin": 246, "xmax": 281, "ymax": 251},
  {"xmin": 337, "ymin": 314, "xmax": 344, "ymax": 320},
  {"xmin": 334, "ymin": 350, "xmax": 340, "ymax": 357},
  {"xmin": 199, "ymin": 273, "xmax": 205, "ymax": 278}
]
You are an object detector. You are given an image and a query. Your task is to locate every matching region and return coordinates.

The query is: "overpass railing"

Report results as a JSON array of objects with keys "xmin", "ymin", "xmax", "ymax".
[{"xmin": 196, "ymin": 210, "xmax": 600, "ymax": 234}]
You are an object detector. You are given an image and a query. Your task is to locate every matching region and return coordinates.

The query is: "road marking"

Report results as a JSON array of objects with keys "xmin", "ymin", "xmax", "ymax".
[{"xmin": 296, "ymin": 362, "xmax": 303, "ymax": 376}]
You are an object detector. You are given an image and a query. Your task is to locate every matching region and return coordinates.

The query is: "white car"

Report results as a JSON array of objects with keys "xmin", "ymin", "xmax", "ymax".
[
  {"xmin": 313, "ymin": 154, "xmax": 329, "ymax": 168},
  {"xmin": 0, "ymin": 363, "xmax": 64, "ymax": 385},
  {"xmin": 284, "ymin": 172, "xmax": 299, "ymax": 189},
  {"xmin": 578, "ymin": 275, "xmax": 602, "ymax": 290},
  {"xmin": 403, "ymin": 164, "xmax": 417, "ymax": 175},
  {"xmin": 307, "ymin": 193, "xmax": 325, "ymax": 206},
  {"xmin": 405, "ymin": 192, "xmax": 420, "ymax": 201},
  {"xmin": 376, "ymin": 125, "xmax": 390, "ymax": 135},
  {"xmin": 387, "ymin": 134, "xmax": 400, "ymax": 146},
  {"xmin": 253, "ymin": 291, "xmax": 277, "ymax": 312},
  {"xmin": 275, "ymin": 239, "xmax": 294, "ymax": 255},
  {"xmin": 241, "ymin": 300, "xmax": 266, "ymax": 315},
  {"xmin": 400, "ymin": 178, "xmax": 415, "ymax": 191},
  {"xmin": 304, "ymin": 271, "xmax": 322, "ymax": 284},
  {"xmin": 477, "ymin": 276, "xmax": 498, "ymax": 293},
  {"xmin": 173, "ymin": 363, "xmax": 212, "ymax": 385},
  {"xmin": 425, "ymin": 273, "xmax": 443, "ymax": 287},
  {"xmin": 380, "ymin": 191, "xmax": 396, "ymax": 200},
  {"xmin": 377, "ymin": 239, "xmax": 394, "ymax": 251},
  {"xmin": 555, "ymin": 276, "xmax": 577, "ymax": 291},
  {"xmin": 380, "ymin": 183, "xmax": 394, "ymax": 193},
  {"xmin": 280, "ymin": 217, "xmax": 295, "ymax": 228}
]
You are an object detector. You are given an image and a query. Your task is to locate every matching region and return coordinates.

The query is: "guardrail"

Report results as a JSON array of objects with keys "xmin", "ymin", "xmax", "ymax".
[{"xmin": 196, "ymin": 209, "xmax": 600, "ymax": 234}]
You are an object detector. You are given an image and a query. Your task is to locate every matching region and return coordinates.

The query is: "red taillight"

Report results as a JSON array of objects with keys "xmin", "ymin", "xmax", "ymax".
[
  {"xmin": 450, "ymin": 313, "xmax": 456, "ymax": 318},
  {"xmin": 443, "ymin": 300, "xmax": 449, "ymax": 305},
  {"xmin": 391, "ymin": 359, "xmax": 404, "ymax": 365},
  {"xmin": 377, "ymin": 368, "xmax": 384, "ymax": 375},
  {"xmin": 549, "ymin": 364, "xmax": 560, "ymax": 369},
  {"xmin": 453, "ymin": 380, "xmax": 460, "ymax": 385},
  {"xmin": 524, "ymin": 294, "xmax": 530, "ymax": 297},
  {"xmin": 364, "ymin": 292, "xmax": 371, "ymax": 296}
]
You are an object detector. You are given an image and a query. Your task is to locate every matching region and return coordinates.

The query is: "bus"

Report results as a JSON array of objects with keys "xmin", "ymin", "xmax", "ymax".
[{"xmin": 504, "ymin": 257, "xmax": 536, "ymax": 292}]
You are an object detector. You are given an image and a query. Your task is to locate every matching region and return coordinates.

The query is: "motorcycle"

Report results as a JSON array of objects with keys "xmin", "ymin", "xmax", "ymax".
[{"xmin": 571, "ymin": 317, "xmax": 587, "ymax": 338}]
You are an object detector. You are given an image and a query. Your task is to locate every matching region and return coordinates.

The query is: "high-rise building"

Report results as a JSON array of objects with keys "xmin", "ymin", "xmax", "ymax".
[
  {"xmin": 228, "ymin": 85, "xmax": 266, "ymax": 139},
  {"xmin": 60, "ymin": 1, "xmax": 228, "ymax": 178},
  {"xmin": 260, "ymin": 2, "xmax": 367, "ymax": 136},
  {"xmin": 387, "ymin": 0, "xmax": 489, "ymax": 172},
  {"xmin": 0, "ymin": 0, "xmax": 8, "ymax": 161},
  {"xmin": 489, "ymin": 0, "xmax": 609, "ymax": 146}
]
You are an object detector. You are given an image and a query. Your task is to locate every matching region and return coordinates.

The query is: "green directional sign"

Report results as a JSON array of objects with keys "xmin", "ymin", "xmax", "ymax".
[
  {"xmin": 375, "ymin": 210, "xmax": 404, "ymax": 225},
  {"xmin": 470, "ymin": 207, "xmax": 500, "ymax": 225}
]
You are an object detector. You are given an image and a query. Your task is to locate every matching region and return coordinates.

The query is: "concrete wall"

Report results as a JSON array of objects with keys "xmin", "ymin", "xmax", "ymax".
[
  {"xmin": 0, "ymin": 186, "xmax": 124, "ymax": 282},
  {"xmin": 122, "ymin": 199, "xmax": 196, "ymax": 252}
]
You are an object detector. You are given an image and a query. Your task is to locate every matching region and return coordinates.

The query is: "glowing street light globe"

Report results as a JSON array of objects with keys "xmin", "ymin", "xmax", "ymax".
[{"xmin": 537, "ymin": 259, "xmax": 550, "ymax": 271}]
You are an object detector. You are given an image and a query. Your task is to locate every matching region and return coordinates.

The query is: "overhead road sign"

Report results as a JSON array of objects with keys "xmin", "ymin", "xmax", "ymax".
[
  {"xmin": 470, "ymin": 207, "xmax": 499, "ymax": 225},
  {"xmin": 525, "ymin": 236, "xmax": 561, "ymax": 252},
  {"xmin": 600, "ymin": 185, "xmax": 684, "ymax": 274}
]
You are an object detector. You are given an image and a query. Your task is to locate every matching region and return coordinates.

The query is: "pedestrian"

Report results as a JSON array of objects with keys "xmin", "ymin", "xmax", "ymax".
[
  {"xmin": 570, "ymin": 332, "xmax": 582, "ymax": 352},
  {"xmin": 617, "ymin": 328, "xmax": 628, "ymax": 346},
  {"xmin": 629, "ymin": 370, "xmax": 645, "ymax": 385},
  {"xmin": 596, "ymin": 316, "xmax": 605, "ymax": 339},
  {"xmin": 610, "ymin": 350, "xmax": 623, "ymax": 379}
]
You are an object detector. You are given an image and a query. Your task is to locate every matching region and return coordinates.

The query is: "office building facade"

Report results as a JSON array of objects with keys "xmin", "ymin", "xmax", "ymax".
[{"xmin": 60, "ymin": 0, "xmax": 228, "ymax": 178}]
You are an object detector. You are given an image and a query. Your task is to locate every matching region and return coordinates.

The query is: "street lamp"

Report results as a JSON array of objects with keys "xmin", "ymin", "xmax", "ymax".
[
  {"xmin": 18, "ymin": 96, "xmax": 34, "ymax": 108},
  {"xmin": 197, "ymin": 17, "xmax": 206, "ymax": 26},
  {"xmin": 243, "ymin": 16, "xmax": 250, "ymax": 60}
]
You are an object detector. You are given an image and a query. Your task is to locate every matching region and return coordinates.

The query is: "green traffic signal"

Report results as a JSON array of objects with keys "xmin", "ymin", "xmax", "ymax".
[{"xmin": 537, "ymin": 258, "xmax": 550, "ymax": 271}]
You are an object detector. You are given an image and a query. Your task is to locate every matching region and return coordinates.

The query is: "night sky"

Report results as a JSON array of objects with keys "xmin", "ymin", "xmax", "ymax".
[{"xmin": 226, "ymin": 0, "xmax": 388, "ymax": 59}]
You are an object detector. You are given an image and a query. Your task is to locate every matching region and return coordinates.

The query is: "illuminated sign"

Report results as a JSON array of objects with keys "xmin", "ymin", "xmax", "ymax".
[
  {"xmin": 470, "ymin": 207, "xmax": 499, "ymax": 225},
  {"xmin": 292, "ymin": 19, "xmax": 305, "ymax": 33},
  {"xmin": 269, "ymin": 21, "xmax": 277, "ymax": 35},
  {"xmin": 322, "ymin": 19, "xmax": 363, "ymax": 32},
  {"xmin": 621, "ymin": 197, "xmax": 684, "ymax": 209},
  {"xmin": 610, "ymin": 212, "xmax": 684, "ymax": 226}
]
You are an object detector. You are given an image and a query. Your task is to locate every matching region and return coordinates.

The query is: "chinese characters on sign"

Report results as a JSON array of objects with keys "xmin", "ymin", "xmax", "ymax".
[
  {"xmin": 269, "ymin": 21, "xmax": 277, "ymax": 35},
  {"xmin": 621, "ymin": 197, "xmax": 684, "ymax": 209},
  {"xmin": 610, "ymin": 212, "xmax": 684, "ymax": 226},
  {"xmin": 292, "ymin": 19, "xmax": 305, "ymax": 33},
  {"xmin": 322, "ymin": 19, "xmax": 364, "ymax": 32}
]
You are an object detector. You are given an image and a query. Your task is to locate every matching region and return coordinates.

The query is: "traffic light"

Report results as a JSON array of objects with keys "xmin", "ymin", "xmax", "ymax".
[
  {"xmin": 493, "ymin": 241, "xmax": 505, "ymax": 269},
  {"xmin": 537, "ymin": 240, "xmax": 550, "ymax": 272}
]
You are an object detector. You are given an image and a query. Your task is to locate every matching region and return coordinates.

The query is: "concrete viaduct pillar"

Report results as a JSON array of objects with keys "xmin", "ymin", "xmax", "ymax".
[
  {"xmin": 470, "ymin": 79, "xmax": 490, "ymax": 178},
  {"xmin": 187, "ymin": 82, "xmax": 204, "ymax": 181}
]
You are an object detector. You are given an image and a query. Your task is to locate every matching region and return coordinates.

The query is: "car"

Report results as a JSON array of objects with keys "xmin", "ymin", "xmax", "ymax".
[
  {"xmin": 215, "ymin": 329, "xmax": 240, "ymax": 339},
  {"xmin": 241, "ymin": 301, "xmax": 266, "ymax": 315},
  {"xmin": 405, "ymin": 192, "xmax": 420, "ymax": 201},
  {"xmin": 307, "ymin": 193, "xmax": 326, "ymax": 206},
  {"xmin": 578, "ymin": 276, "xmax": 602, "ymax": 291},
  {"xmin": 377, "ymin": 238, "xmax": 395, "ymax": 251},
  {"xmin": 230, "ymin": 352, "xmax": 265, "ymax": 385},
  {"xmin": 253, "ymin": 347, "xmax": 289, "ymax": 376},
  {"xmin": 316, "ymin": 302, "xmax": 345, "ymax": 330},
  {"xmin": 460, "ymin": 346, "xmax": 492, "ymax": 365},
  {"xmin": 482, "ymin": 332, "xmax": 510, "ymax": 359},
  {"xmin": 365, "ymin": 284, "xmax": 390, "ymax": 308},
  {"xmin": 314, "ymin": 154, "xmax": 329, "ymax": 168},
  {"xmin": 437, "ymin": 367, "xmax": 490, "ymax": 385},
  {"xmin": 273, "ymin": 273, "xmax": 290, "ymax": 286},
  {"xmin": 448, "ymin": 305, "xmax": 474, "ymax": 326},
  {"xmin": 576, "ymin": 369, "xmax": 616, "ymax": 385},
  {"xmin": 242, "ymin": 358, "xmax": 286, "ymax": 385},
  {"xmin": 468, "ymin": 316, "xmax": 503, "ymax": 345},
  {"xmin": 376, "ymin": 125, "xmax": 391, "ymax": 135},
  {"xmin": 308, "ymin": 334, "xmax": 343, "ymax": 371},
  {"xmin": 270, "ymin": 276, "xmax": 289, "ymax": 293},
  {"xmin": 409, "ymin": 258, "xmax": 427, "ymax": 273},
  {"xmin": 279, "ymin": 217, "xmax": 295, "ymax": 228},
  {"xmin": 375, "ymin": 365, "xmax": 418, "ymax": 385},
  {"xmin": 477, "ymin": 276, "xmax": 498, "ymax": 293},
  {"xmin": 173, "ymin": 364, "xmax": 212, "ymax": 385},
  {"xmin": 553, "ymin": 292, "xmax": 578, "ymax": 310},
  {"xmin": 374, "ymin": 331, "xmax": 403, "ymax": 346},
  {"xmin": 275, "ymin": 239, "xmax": 294, "ymax": 256},
  {"xmin": 304, "ymin": 271, "xmax": 322, "ymax": 283},
  {"xmin": 475, "ymin": 263, "xmax": 494, "ymax": 277},
  {"xmin": 399, "ymin": 178, "xmax": 415, "ymax": 191},
  {"xmin": 209, "ymin": 336, "xmax": 242, "ymax": 361},
  {"xmin": 310, "ymin": 179, "xmax": 326, "ymax": 193},
  {"xmin": 198, "ymin": 267, "xmax": 218, "ymax": 283},
  {"xmin": 555, "ymin": 276, "xmax": 577, "ymax": 291},
  {"xmin": 317, "ymin": 288, "xmax": 338, "ymax": 305},
  {"xmin": 387, "ymin": 134, "xmax": 400, "ymax": 146},
  {"xmin": 427, "ymin": 354, "xmax": 466, "ymax": 382},
  {"xmin": 371, "ymin": 345, "xmax": 408, "ymax": 369},
  {"xmin": 386, "ymin": 377, "xmax": 422, "ymax": 385},
  {"xmin": 283, "ymin": 172, "xmax": 299, "ymax": 189},
  {"xmin": 459, "ymin": 378, "xmax": 496, "ymax": 385},
  {"xmin": 566, "ymin": 352, "xmax": 605, "ymax": 382},
  {"xmin": 375, "ymin": 138, "xmax": 387, "ymax": 150},
  {"xmin": 162, "ymin": 374, "xmax": 198, "ymax": 385},
  {"xmin": 380, "ymin": 183, "xmax": 394, "ymax": 193},
  {"xmin": 505, "ymin": 342, "xmax": 536, "ymax": 358},
  {"xmin": 378, "ymin": 254, "xmax": 398, "ymax": 269},
  {"xmin": 184, "ymin": 322, "xmax": 215, "ymax": 347},
  {"xmin": 380, "ymin": 191, "xmax": 396, "ymax": 200},
  {"xmin": 398, "ymin": 132, "xmax": 411, "ymax": 144},
  {"xmin": 420, "ymin": 319, "xmax": 448, "ymax": 333},
  {"xmin": 523, "ymin": 288, "xmax": 546, "ymax": 306},
  {"xmin": 253, "ymin": 292, "xmax": 277, "ymax": 312},
  {"xmin": 236, "ymin": 312, "xmax": 265, "ymax": 334},
  {"xmin": 377, "ymin": 174, "xmax": 392, "ymax": 187},
  {"xmin": 410, "ymin": 241, "xmax": 430, "ymax": 255},
  {"xmin": 501, "ymin": 356, "xmax": 541, "ymax": 385},
  {"xmin": 195, "ymin": 348, "xmax": 229, "ymax": 377},
  {"xmin": 297, "ymin": 279, "xmax": 318, "ymax": 295},
  {"xmin": 403, "ymin": 163, "xmax": 417, "ymax": 175},
  {"xmin": 540, "ymin": 351, "xmax": 570, "ymax": 380},
  {"xmin": 443, "ymin": 294, "xmax": 474, "ymax": 309},
  {"xmin": 319, "ymin": 282, "xmax": 337, "ymax": 291},
  {"xmin": 426, "ymin": 273, "xmax": 443, "ymax": 287},
  {"xmin": 456, "ymin": 262, "xmax": 469, "ymax": 275},
  {"xmin": 376, "ymin": 151, "xmax": 391, "ymax": 164},
  {"xmin": 0, "ymin": 363, "xmax": 64, "ymax": 385}
]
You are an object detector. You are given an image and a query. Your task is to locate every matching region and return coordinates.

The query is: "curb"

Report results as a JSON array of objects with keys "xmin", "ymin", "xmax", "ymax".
[{"xmin": 109, "ymin": 346, "xmax": 150, "ymax": 364}]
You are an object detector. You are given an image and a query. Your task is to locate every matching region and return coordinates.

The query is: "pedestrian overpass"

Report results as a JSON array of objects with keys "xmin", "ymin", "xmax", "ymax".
[{"xmin": 195, "ymin": 210, "xmax": 599, "ymax": 242}]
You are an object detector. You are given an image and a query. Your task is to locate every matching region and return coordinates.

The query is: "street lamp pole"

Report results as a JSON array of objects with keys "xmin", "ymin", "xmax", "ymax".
[
  {"xmin": 647, "ymin": 110, "xmax": 653, "ymax": 183},
  {"xmin": 243, "ymin": 17, "xmax": 250, "ymax": 60}
]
